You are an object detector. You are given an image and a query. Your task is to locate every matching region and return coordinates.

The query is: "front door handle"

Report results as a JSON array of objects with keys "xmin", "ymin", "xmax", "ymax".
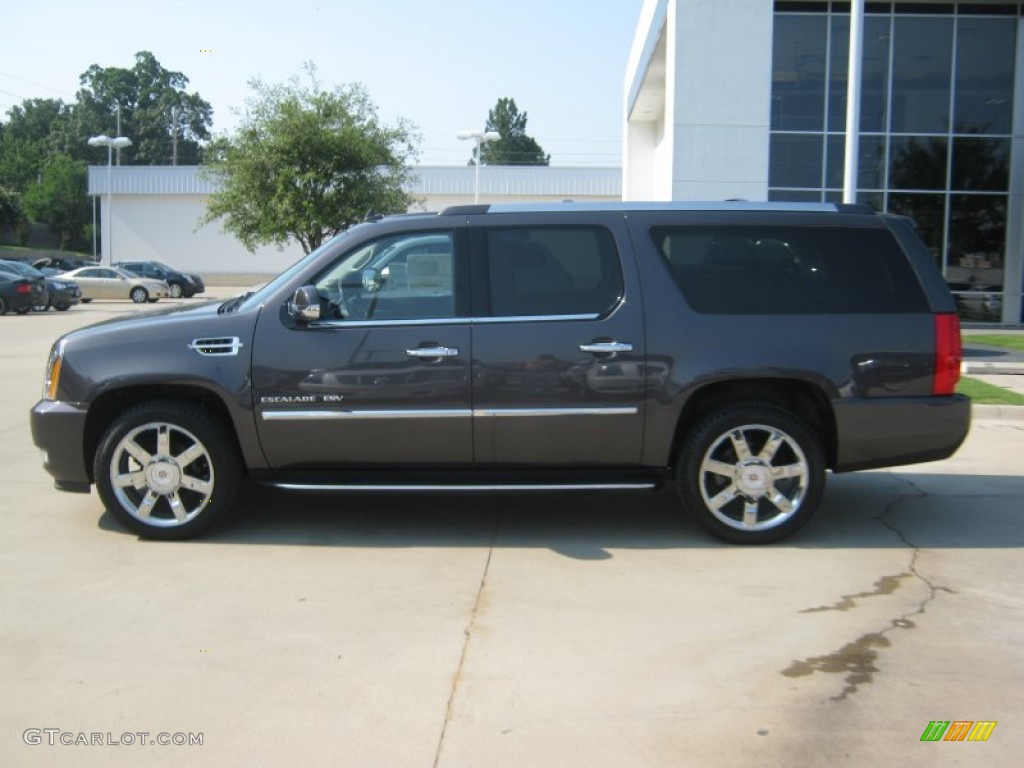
[
  {"xmin": 579, "ymin": 341, "xmax": 633, "ymax": 354},
  {"xmin": 406, "ymin": 346, "xmax": 460, "ymax": 359}
]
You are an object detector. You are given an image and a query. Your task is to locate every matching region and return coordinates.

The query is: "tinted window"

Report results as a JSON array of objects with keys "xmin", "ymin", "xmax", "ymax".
[
  {"xmin": 650, "ymin": 225, "xmax": 929, "ymax": 314},
  {"xmin": 481, "ymin": 226, "xmax": 622, "ymax": 317}
]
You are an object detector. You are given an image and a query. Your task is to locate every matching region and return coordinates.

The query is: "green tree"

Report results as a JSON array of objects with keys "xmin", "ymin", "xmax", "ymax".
[
  {"xmin": 22, "ymin": 156, "xmax": 90, "ymax": 250},
  {"xmin": 0, "ymin": 98, "xmax": 84, "ymax": 191},
  {"xmin": 0, "ymin": 186, "xmax": 28, "ymax": 243},
  {"xmin": 476, "ymin": 98, "xmax": 550, "ymax": 166},
  {"xmin": 77, "ymin": 51, "xmax": 213, "ymax": 165},
  {"xmin": 202, "ymin": 67, "xmax": 419, "ymax": 254}
]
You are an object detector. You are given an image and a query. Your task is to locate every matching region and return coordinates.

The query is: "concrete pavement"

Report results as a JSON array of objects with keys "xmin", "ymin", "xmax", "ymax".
[{"xmin": 1, "ymin": 296, "xmax": 1021, "ymax": 767}]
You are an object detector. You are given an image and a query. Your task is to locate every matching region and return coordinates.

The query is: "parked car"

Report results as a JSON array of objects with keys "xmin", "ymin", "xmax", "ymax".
[
  {"xmin": 115, "ymin": 260, "xmax": 205, "ymax": 298},
  {"xmin": 0, "ymin": 263, "xmax": 48, "ymax": 314},
  {"xmin": 0, "ymin": 259, "xmax": 81, "ymax": 311},
  {"xmin": 32, "ymin": 256, "xmax": 98, "ymax": 276},
  {"xmin": 59, "ymin": 266, "xmax": 170, "ymax": 304},
  {"xmin": 31, "ymin": 201, "xmax": 970, "ymax": 544},
  {"xmin": 948, "ymin": 282, "xmax": 1002, "ymax": 322}
]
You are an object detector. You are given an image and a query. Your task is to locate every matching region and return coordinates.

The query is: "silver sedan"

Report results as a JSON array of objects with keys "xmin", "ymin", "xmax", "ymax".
[{"xmin": 60, "ymin": 267, "xmax": 170, "ymax": 304}]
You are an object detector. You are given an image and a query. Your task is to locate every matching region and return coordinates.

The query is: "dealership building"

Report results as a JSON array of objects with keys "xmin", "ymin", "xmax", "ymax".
[
  {"xmin": 84, "ymin": 0, "xmax": 1022, "ymax": 322},
  {"xmin": 624, "ymin": 0, "xmax": 1023, "ymax": 323}
]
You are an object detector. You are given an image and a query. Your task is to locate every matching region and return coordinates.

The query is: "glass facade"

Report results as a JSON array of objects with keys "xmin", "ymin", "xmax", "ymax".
[{"xmin": 770, "ymin": 1, "xmax": 1020, "ymax": 322}]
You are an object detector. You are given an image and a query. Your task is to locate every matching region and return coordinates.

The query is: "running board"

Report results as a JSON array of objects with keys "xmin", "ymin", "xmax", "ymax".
[{"xmin": 267, "ymin": 482, "xmax": 657, "ymax": 492}]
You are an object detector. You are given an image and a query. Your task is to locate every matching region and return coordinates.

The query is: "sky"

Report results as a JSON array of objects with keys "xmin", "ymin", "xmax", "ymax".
[{"xmin": 0, "ymin": 0, "xmax": 645, "ymax": 167}]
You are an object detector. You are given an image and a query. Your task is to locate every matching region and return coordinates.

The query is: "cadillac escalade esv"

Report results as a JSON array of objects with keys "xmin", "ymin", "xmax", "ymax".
[{"xmin": 31, "ymin": 202, "xmax": 970, "ymax": 544}]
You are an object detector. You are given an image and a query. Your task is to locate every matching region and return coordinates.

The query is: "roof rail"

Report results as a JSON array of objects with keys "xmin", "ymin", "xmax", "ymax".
[{"xmin": 441, "ymin": 201, "xmax": 874, "ymax": 215}]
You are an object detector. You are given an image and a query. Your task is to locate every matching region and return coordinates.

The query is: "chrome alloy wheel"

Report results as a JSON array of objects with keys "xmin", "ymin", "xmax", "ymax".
[
  {"xmin": 109, "ymin": 421, "xmax": 214, "ymax": 527},
  {"xmin": 698, "ymin": 423, "xmax": 810, "ymax": 532}
]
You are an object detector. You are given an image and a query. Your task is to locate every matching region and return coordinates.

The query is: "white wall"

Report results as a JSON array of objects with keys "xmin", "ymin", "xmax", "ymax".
[
  {"xmin": 104, "ymin": 189, "xmax": 621, "ymax": 279},
  {"xmin": 106, "ymin": 195, "xmax": 305, "ymax": 277},
  {"xmin": 671, "ymin": 0, "xmax": 773, "ymax": 201},
  {"xmin": 624, "ymin": 0, "xmax": 774, "ymax": 201}
]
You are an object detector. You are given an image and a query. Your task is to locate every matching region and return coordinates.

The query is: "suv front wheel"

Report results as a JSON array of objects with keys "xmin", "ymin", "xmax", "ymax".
[
  {"xmin": 676, "ymin": 404, "xmax": 825, "ymax": 544},
  {"xmin": 94, "ymin": 401, "xmax": 241, "ymax": 540}
]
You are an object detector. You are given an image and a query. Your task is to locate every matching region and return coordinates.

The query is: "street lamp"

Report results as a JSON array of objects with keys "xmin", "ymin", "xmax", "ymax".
[
  {"xmin": 457, "ymin": 130, "xmax": 500, "ymax": 203},
  {"xmin": 88, "ymin": 134, "xmax": 132, "ymax": 265}
]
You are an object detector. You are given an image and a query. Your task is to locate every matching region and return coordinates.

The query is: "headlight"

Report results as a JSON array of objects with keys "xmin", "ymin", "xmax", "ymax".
[{"xmin": 43, "ymin": 341, "xmax": 65, "ymax": 401}]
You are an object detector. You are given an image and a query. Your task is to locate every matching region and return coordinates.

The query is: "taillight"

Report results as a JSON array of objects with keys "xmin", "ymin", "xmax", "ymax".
[
  {"xmin": 933, "ymin": 313, "xmax": 962, "ymax": 395},
  {"xmin": 16, "ymin": 283, "xmax": 31, "ymax": 294}
]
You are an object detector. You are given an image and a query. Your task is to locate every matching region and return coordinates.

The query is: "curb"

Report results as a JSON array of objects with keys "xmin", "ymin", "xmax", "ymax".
[
  {"xmin": 972, "ymin": 404, "xmax": 1024, "ymax": 421},
  {"xmin": 963, "ymin": 362, "xmax": 1024, "ymax": 375}
]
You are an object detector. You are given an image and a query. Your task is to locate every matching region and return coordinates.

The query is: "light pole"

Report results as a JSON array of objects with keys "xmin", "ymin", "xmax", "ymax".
[
  {"xmin": 457, "ymin": 130, "xmax": 500, "ymax": 203},
  {"xmin": 88, "ymin": 134, "xmax": 132, "ymax": 265}
]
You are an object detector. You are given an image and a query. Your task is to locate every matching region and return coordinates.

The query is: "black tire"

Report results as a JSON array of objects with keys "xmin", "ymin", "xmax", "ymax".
[
  {"xmin": 168, "ymin": 282, "xmax": 184, "ymax": 298},
  {"xmin": 80, "ymin": 298, "xmax": 92, "ymax": 303},
  {"xmin": 94, "ymin": 400, "xmax": 242, "ymax": 540},
  {"xmin": 55, "ymin": 303, "xmax": 71, "ymax": 311},
  {"xmin": 130, "ymin": 287, "xmax": 148, "ymax": 303},
  {"xmin": 675, "ymin": 403, "xmax": 825, "ymax": 544},
  {"xmin": 0, "ymin": 297, "xmax": 7, "ymax": 315},
  {"xmin": 15, "ymin": 306, "xmax": 30, "ymax": 315}
]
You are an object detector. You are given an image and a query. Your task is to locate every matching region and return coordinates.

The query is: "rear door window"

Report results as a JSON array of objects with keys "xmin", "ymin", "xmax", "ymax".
[{"xmin": 477, "ymin": 226, "xmax": 623, "ymax": 317}]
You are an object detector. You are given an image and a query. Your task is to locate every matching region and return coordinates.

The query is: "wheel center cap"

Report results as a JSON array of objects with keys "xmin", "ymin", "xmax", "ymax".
[
  {"xmin": 146, "ymin": 460, "xmax": 181, "ymax": 494},
  {"xmin": 737, "ymin": 462, "xmax": 770, "ymax": 496}
]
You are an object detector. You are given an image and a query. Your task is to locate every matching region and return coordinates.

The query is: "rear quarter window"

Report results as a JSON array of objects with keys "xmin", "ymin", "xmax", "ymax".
[{"xmin": 649, "ymin": 225, "xmax": 929, "ymax": 314}]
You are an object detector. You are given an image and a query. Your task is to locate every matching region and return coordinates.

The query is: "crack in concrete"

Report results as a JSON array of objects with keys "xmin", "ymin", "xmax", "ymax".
[
  {"xmin": 782, "ymin": 493, "xmax": 954, "ymax": 702},
  {"xmin": 433, "ymin": 509, "xmax": 501, "ymax": 768}
]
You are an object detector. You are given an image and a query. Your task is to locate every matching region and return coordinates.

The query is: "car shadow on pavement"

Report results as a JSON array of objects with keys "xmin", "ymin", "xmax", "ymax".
[{"xmin": 96, "ymin": 471, "xmax": 1024, "ymax": 557}]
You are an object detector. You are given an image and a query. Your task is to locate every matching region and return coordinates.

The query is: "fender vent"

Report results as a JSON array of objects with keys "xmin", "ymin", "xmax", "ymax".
[{"xmin": 189, "ymin": 337, "xmax": 244, "ymax": 356}]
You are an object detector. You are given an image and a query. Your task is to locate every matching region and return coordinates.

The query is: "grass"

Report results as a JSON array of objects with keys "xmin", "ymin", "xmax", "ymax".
[
  {"xmin": 957, "ymin": 376, "xmax": 1024, "ymax": 406},
  {"xmin": 964, "ymin": 333, "xmax": 1024, "ymax": 352}
]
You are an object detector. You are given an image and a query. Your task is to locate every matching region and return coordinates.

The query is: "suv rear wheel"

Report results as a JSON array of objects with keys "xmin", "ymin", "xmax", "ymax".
[
  {"xmin": 94, "ymin": 401, "xmax": 241, "ymax": 540},
  {"xmin": 676, "ymin": 403, "xmax": 825, "ymax": 544}
]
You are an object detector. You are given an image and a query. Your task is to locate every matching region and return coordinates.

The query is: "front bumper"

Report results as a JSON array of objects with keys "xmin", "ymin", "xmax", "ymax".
[
  {"xmin": 833, "ymin": 394, "xmax": 971, "ymax": 472},
  {"xmin": 31, "ymin": 400, "xmax": 91, "ymax": 490}
]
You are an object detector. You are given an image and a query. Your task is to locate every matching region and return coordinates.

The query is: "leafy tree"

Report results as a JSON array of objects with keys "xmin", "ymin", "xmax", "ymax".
[
  {"xmin": 202, "ymin": 66, "xmax": 419, "ymax": 254},
  {"xmin": 77, "ymin": 51, "xmax": 213, "ymax": 165},
  {"xmin": 0, "ymin": 98, "xmax": 83, "ymax": 191},
  {"xmin": 22, "ymin": 156, "xmax": 90, "ymax": 250},
  {"xmin": 0, "ymin": 186, "xmax": 28, "ymax": 242},
  {"xmin": 476, "ymin": 98, "xmax": 550, "ymax": 166}
]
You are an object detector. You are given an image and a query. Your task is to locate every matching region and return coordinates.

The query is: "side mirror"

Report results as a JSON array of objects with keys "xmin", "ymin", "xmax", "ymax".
[
  {"xmin": 361, "ymin": 268, "xmax": 383, "ymax": 293},
  {"xmin": 288, "ymin": 285, "xmax": 321, "ymax": 323}
]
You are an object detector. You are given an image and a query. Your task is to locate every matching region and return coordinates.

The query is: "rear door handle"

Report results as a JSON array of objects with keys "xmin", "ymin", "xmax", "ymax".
[
  {"xmin": 579, "ymin": 341, "xmax": 633, "ymax": 354},
  {"xmin": 406, "ymin": 346, "xmax": 460, "ymax": 358}
]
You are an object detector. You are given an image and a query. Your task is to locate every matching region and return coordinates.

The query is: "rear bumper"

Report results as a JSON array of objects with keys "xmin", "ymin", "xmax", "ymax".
[
  {"xmin": 833, "ymin": 395, "xmax": 971, "ymax": 472},
  {"xmin": 30, "ymin": 400, "xmax": 91, "ymax": 489}
]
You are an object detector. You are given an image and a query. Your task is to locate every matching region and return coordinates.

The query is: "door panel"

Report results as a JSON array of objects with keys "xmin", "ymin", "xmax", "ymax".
[
  {"xmin": 253, "ymin": 321, "xmax": 472, "ymax": 468},
  {"xmin": 469, "ymin": 218, "xmax": 646, "ymax": 466},
  {"xmin": 252, "ymin": 227, "xmax": 472, "ymax": 469}
]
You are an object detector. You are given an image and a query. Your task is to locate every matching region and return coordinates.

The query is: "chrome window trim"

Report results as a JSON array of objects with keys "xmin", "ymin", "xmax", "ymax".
[
  {"xmin": 308, "ymin": 313, "xmax": 602, "ymax": 329},
  {"xmin": 311, "ymin": 318, "xmax": 467, "ymax": 329},
  {"xmin": 471, "ymin": 313, "xmax": 600, "ymax": 324}
]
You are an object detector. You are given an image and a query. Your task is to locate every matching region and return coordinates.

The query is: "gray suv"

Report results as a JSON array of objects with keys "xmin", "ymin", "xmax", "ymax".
[{"xmin": 31, "ymin": 202, "xmax": 970, "ymax": 544}]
